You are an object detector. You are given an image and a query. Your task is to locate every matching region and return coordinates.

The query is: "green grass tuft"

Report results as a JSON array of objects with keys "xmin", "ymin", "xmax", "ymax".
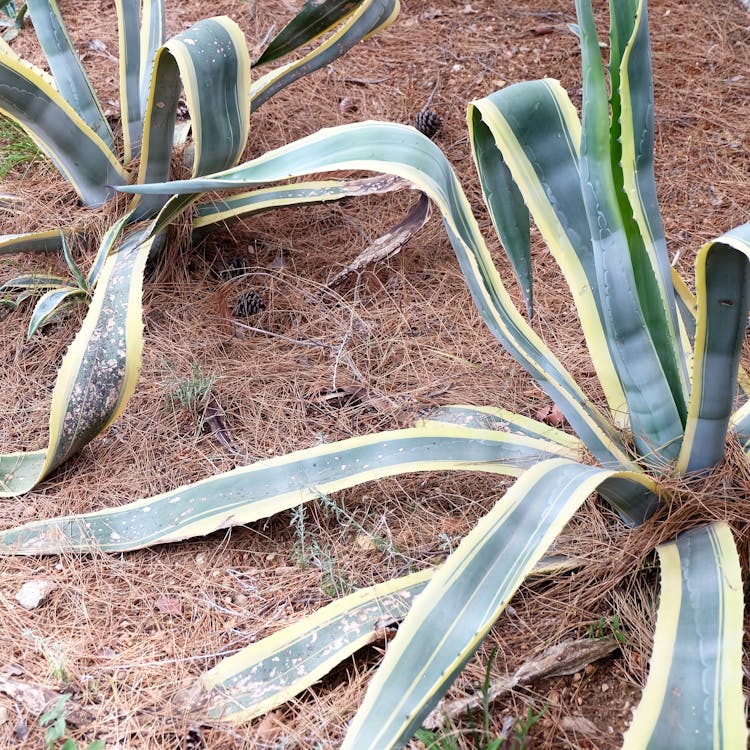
[{"xmin": 0, "ymin": 116, "xmax": 40, "ymax": 179}]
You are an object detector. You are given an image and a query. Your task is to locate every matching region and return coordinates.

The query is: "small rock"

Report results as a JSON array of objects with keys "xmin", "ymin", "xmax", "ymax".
[
  {"xmin": 0, "ymin": 705, "xmax": 9, "ymax": 724},
  {"xmin": 15, "ymin": 580, "xmax": 57, "ymax": 610},
  {"xmin": 195, "ymin": 553, "xmax": 207, "ymax": 566}
]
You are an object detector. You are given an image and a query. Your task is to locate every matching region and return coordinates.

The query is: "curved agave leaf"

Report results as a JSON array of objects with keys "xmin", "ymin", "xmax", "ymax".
[
  {"xmin": 194, "ymin": 174, "xmax": 410, "ymax": 231},
  {"xmin": 623, "ymin": 523, "xmax": 745, "ymax": 749},
  {"xmin": 115, "ymin": 0, "xmax": 143, "ymax": 161},
  {"xmin": 139, "ymin": 0, "xmax": 166, "ymax": 118},
  {"xmin": 0, "ymin": 54, "xmax": 128, "ymax": 206},
  {"xmin": 677, "ymin": 225, "xmax": 750, "ymax": 473},
  {"xmin": 729, "ymin": 400, "xmax": 750, "ymax": 455},
  {"xmin": 469, "ymin": 82, "xmax": 629, "ymax": 426},
  {"xmin": 608, "ymin": 0, "xmax": 689, "ymax": 405},
  {"xmin": 340, "ymin": 459, "xmax": 655, "ymax": 749},
  {"xmin": 27, "ymin": 287, "xmax": 86, "ymax": 339},
  {"xmin": 180, "ymin": 553, "xmax": 581, "ymax": 723},
  {"xmin": 178, "ymin": 569, "xmax": 433, "ymax": 723},
  {"xmin": 120, "ymin": 121, "xmax": 640, "ymax": 473},
  {"xmin": 0, "ymin": 230, "xmax": 67, "ymax": 255},
  {"xmin": 250, "ymin": 0, "xmax": 399, "ymax": 111},
  {"xmin": 416, "ymin": 404, "xmax": 582, "ymax": 449},
  {"xmin": 0, "ymin": 424, "xmax": 585, "ymax": 553},
  {"xmin": 25, "ymin": 0, "xmax": 115, "ymax": 150},
  {"xmin": 132, "ymin": 15, "xmax": 251, "ymax": 221},
  {"xmin": 0, "ymin": 274, "xmax": 76, "ymax": 292},
  {"xmin": 576, "ymin": 0, "xmax": 683, "ymax": 462},
  {"xmin": 0, "ymin": 223, "xmax": 156, "ymax": 497},
  {"xmin": 254, "ymin": 0, "xmax": 360, "ymax": 66}
]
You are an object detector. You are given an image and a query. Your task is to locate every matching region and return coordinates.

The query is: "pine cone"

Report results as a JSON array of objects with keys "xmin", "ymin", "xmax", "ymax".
[
  {"xmin": 414, "ymin": 107, "xmax": 442, "ymax": 139},
  {"xmin": 233, "ymin": 290, "xmax": 265, "ymax": 317}
]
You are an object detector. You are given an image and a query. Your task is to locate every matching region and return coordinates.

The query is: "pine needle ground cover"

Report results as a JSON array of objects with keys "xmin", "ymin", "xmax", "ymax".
[{"xmin": 1, "ymin": 1, "xmax": 749, "ymax": 748}]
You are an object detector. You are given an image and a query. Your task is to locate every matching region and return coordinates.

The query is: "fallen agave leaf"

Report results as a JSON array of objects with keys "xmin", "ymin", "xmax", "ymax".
[
  {"xmin": 326, "ymin": 193, "xmax": 431, "ymax": 288},
  {"xmin": 424, "ymin": 637, "xmax": 618, "ymax": 728}
]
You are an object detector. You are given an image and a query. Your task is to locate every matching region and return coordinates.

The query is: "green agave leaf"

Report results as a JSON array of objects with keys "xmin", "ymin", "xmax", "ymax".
[
  {"xmin": 575, "ymin": 0, "xmax": 683, "ymax": 463},
  {"xmin": 608, "ymin": 0, "xmax": 689, "ymax": 419},
  {"xmin": 250, "ymin": 0, "xmax": 399, "ymax": 111},
  {"xmin": 729, "ymin": 401, "xmax": 750, "ymax": 455},
  {"xmin": 677, "ymin": 224, "xmax": 750, "ymax": 473},
  {"xmin": 0, "ymin": 274, "xmax": 76, "ymax": 292},
  {"xmin": 623, "ymin": 523, "xmax": 745, "ymax": 749},
  {"xmin": 27, "ymin": 287, "xmax": 85, "ymax": 339},
  {"xmin": 0, "ymin": 423, "xmax": 587, "ymax": 553},
  {"xmin": 194, "ymin": 174, "xmax": 409, "ymax": 231},
  {"xmin": 0, "ymin": 54, "xmax": 128, "ymax": 206},
  {"xmin": 468, "ymin": 99, "xmax": 531, "ymax": 316},
  {"xmin": 133, "ymin": 15, "xmax": 250, "ymax": 221},
  {"xmin": 340, "ymin": 459, "xmax": 655, "ymax": 749},
  {"xmin": 178, "ymin": 551, "xmax": 582, "ymax": 724},
  {"xmin": 139, "ymin": 0, "xmax": 166, "ymax": 116},
  {"xmin": 86, "ymin": 215, "xmax": 129, "ymax": 288},
  {"xmin": 61, "ymin": 233, "xmax": 87, "ymax": 292},
  {"xmin": 0, "ymin": 230, "xmax": 67, "ymax": 256},
  {"xmin": 469, "ymin": 81, "xmax": 629, "ymax": 426},
  {"xmin": 415, "ymin": 404, "xmax": 582, "ymax": 450},
  {"xmin": 26, "ymin": 0, "xmax": 115, "ymax": 150},
  {"xmin": 115, "ymin": 0, "xmax": 143, "ymax": 161},
  {"xmin": 254, "ymin": 0, "xmax": 359, "ymax": 66},
  {"xmin": 120, "ymin": 121, "xmax": 640, "ymax": 474},
  {"xmin": 178, "ymin": 569, "xmax": 433, "ymax": 723},
  {"xmin": 0, "ymin": 224, "xmax": 157, "ymax": 497}
]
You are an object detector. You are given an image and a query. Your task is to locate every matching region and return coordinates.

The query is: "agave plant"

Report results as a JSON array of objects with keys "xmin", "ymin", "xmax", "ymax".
[
  {"xmin": 0, "ymin": 0, "xmax": 404, "ymax": 494},
  {"xmin": 1, "ymin": 0, "xmax": 748, "ymax": 748}
]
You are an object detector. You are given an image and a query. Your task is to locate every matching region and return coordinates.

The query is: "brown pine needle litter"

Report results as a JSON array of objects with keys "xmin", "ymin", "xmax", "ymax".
[{"xmin": 1, "ymin": 0, "xmax": 750, "ymax": 747}]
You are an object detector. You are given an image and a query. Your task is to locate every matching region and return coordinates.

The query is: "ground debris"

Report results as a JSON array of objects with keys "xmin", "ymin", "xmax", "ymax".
[{"xmin": 424, "ymin": 637, "xmax": 619, "ymax": 729}]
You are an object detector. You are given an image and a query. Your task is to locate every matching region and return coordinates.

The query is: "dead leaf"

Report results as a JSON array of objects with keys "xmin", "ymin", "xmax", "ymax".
[
  {"xmin": 256, "ymin": 711, "xmax": 283, "ymax": 744},
  {"xmin": 339, "ymin": 96, "xmax": 359, "ymax": 114},
  {"xmin": 561, "ymin": 715, "xmax": 602, "ymax": 736},
  {"xmin": 201, "ymin": 395, "xmax": 240, "ymax": 454},
  {"xmin": 425, "ymin": 637, "xmax": 618, "ymax": 728},
  {"xmin": 155, "ymin": 595, "xmax": 183, "ymax": 617},
  {"xmin": 536, "ymin": 403, "xmax": 566, "ymax": 427},
  {"xmin": 0, "ymin": 678, "xmax": 95, "ymax": 727},
  {"xmin": 548, "ymin": 404, "xmax": 566, "ymax": 427},
  {"xmin": 326, "ymin": 193, "xmax": 431, "ymax": 289}
]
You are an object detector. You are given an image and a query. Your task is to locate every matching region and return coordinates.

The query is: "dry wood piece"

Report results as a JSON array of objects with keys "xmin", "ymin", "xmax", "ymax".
[{"xmin": 424, "ymin": 637, "xmax": 619, "ymax": 729}]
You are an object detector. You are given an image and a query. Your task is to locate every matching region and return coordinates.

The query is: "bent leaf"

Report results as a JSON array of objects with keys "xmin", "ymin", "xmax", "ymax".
[
  {"xmin": 26, "ymin": 0, "xmax": 115, "ymax": 150},
  {"xmin": 623, "ymin": 522, "xmax": 745, "ymax": 749},
  {"xmin": 250, "ymin": 0, "xmax": 399, "ymax": 111},
  {"xmin": 0, "ymin": 53, "xmax": 127, "ymax": 205},
  {"xmin": 341, "ymin": 459, "xmax": 654, "ymax": 749},
  {"xmin": 0, "ymin": 224, "xmax": 155, "ymax": 497},
  {"xmin": 179, "ymin": 552, "xmax": 581, "ymax": 723},
  {"xmin": 677, "ymin": 225, "xmax": 750, "ymax": 473},
  {"xmin": 0, "ymin": 424, "xmax": 587, "ymax": 553},
  {"xmin": 120, "ymin": 120, "xmax": 639, "ymax": 473}
]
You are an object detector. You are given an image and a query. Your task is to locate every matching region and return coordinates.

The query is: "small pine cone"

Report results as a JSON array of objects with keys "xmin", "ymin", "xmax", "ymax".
[
  {"xmin": 233, "ymin": 290, "xmax": 265, "ymax": 317},
  {"xmin": 414, "ymin": 107, "xmax": 442, "ymax": 139}
]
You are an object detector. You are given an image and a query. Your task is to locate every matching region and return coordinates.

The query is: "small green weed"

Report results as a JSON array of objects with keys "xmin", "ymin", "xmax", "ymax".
[
  {"xmin": 513, "ymin": 705, "xmax": 547, "ymax": 750},
  {"xmin": 164, "ymin": 363, "xmax": 215, "ymax": 433},
  {"xmin": 0, "ymin": 115, "xmax": 39, "ymax": 178},
  {"xmin": 290, "ymin": 503, "xmax": 352, "ymax": 597},
  {"xmin": 587, "ymin": 613, "xmax": 627, "ymax": 644},
  {"xmin": 40, "ymin": 695, "xmax": 104, "ymax": 750}
]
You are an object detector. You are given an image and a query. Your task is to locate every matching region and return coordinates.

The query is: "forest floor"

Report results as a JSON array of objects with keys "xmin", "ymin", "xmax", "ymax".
[{"xmin": 1, "ymin": 0, "xmax": 749, "ymax": 748}]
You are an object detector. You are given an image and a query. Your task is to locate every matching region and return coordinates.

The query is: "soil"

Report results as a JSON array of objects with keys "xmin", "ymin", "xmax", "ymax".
[{"xmin": 1, "ymin": 0, "xmax": 749, "ymax": 748}]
